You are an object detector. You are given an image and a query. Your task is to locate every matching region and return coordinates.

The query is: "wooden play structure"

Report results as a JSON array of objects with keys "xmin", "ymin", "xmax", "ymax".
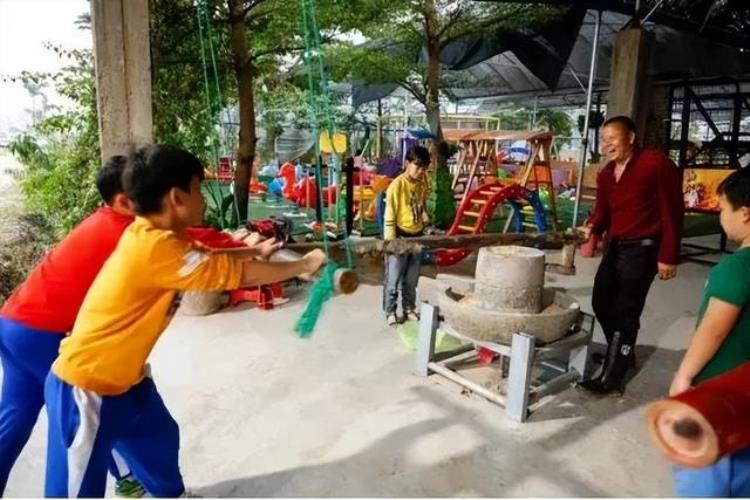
[{"xmin": 445, "ymin": 129, "xmax": 559, "ymax": 234}]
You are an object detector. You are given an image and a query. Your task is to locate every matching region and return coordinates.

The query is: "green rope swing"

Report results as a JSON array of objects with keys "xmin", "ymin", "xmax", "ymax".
[
  {"xmin": 293, "ymin": 0, "xmax": 355, "ymax": 337},
  {"xmin": 195, "ymin": 0, "xmax": 242, "ymax": 228}
]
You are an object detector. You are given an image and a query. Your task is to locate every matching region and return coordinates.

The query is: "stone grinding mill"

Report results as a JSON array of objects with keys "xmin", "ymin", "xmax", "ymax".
[{"xmin": 416, "ymin": 245, "xmax": 595, "ymax": 422}]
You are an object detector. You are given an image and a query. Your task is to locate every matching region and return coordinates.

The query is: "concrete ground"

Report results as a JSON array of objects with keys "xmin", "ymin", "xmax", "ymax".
[{"xmin": 3, "ymin": 238, "xmax": 719, "ymax": 497}]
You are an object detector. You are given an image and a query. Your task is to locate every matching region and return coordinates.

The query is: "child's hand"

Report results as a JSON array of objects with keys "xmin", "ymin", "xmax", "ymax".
[
  {"xmin": 254, "ymin": 237, "xmax": 283, "ymax": 258},
  {"xmin": 232, "ymin": 227, "xmax": 251, "ymax": 241},
  {"xmin": 242, "ymin": 232, "xmax": 264, "ymax": 248},
  {"xmin": 669, "ymin": 374, "xmax": 692, "ymax": 397},
  {"xmin": 299, "ymin": 249, "xmax": 327, "ymax": 280}
]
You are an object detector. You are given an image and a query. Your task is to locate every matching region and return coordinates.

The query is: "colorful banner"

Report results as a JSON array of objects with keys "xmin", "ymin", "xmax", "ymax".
[{"xmin": 683, "ymin": 168, "xmax": 734, "ymax": 213}]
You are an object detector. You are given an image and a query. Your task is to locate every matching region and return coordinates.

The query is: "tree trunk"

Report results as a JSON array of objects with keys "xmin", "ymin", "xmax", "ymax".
[
  {"xmin": 423, "ymin": 4, "xmax": 456, "ymax": 229},
  {"xmin": 228, "ymin": 0, "xmax": 255, "ymax": 223}
]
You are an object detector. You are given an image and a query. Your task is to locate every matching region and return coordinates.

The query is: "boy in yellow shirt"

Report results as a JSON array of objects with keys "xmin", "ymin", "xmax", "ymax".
[
  {"xmin": 43, "ymin": 145, "xmax": 325, "ymax": 497},
  {"xmin": 382, "ymin": 145, "xmax": 430, "ymax": 326}
]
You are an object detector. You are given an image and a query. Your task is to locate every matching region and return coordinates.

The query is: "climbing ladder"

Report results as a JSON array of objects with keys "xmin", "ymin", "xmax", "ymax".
[
  {"xmin": 446, "ymin": 130, "xmax": 500, "ymax": 202},
  {"xmin": 451, "ymin": 138, "xmax": 498, "ymax": 202}
]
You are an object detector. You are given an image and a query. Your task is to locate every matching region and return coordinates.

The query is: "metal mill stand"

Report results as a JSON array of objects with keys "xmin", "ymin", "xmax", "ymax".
[{"xmin": 415, "ymin": 302, "xmax": 595, "ymax": 422}]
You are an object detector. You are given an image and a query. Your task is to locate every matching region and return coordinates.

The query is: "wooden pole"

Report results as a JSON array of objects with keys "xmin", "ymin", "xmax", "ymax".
[{"xmin": 285, "ymin": 231, "xmax": 583, "ymax": 255}]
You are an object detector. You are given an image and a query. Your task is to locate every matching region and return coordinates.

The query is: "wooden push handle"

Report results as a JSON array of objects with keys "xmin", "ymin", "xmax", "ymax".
[{"xmin": 269, "ymin": 249, "xmax": 359, "ymax": 295}]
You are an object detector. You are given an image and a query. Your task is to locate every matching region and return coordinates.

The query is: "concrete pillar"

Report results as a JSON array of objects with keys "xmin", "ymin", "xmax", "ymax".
[
  {"xmin": 643, "ymin": 84, "xmax": 671, "ymax": 150},
  {"xmin": 91, "ymin": 0, "xmax": 152, "ymax": 161},
  {"xmin": 607, "ymin": 27, "xmax": 651, "ymax": 143}
]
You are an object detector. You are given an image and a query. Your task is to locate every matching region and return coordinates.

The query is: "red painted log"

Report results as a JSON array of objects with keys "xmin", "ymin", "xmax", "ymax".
[{"xmin": 647, "ymin": 362, "xmax": 750, "ymax": 468}]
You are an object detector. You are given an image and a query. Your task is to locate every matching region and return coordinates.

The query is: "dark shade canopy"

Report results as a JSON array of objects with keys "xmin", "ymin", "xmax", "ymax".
[
  {"xmin": 352, "ymin": 6, "xmax": 750, "ymax": 107},
  {"xmin": 477, "ymin": 0, "xmax": 750, "ymax": 49}
]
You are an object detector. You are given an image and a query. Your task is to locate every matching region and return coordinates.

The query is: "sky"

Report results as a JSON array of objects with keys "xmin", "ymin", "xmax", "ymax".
[{"xmin": 0, "ymin": 0, "xmax": 91, "ymax": 141}]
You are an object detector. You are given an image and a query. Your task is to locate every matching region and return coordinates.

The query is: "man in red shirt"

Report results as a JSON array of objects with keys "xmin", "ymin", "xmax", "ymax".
[
  {"xmin": 579, "ymin": 115, "xmax": 684, "ymax": 394},
  {"xmin": 0, "ymin": 157, "xmax": 143, "ymax": 496}
]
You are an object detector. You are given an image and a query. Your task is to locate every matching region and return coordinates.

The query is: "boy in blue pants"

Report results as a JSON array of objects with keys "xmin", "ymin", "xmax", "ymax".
[
  {"xmin": 0, "ymin": 157, "xmax": 143, "ymax": 497},
  {"xmin": 43, "ymin": 145, "xmax": 326, "ymax": 497},
  {"xmin": 670, "ymin": 168, "xmax": 750, "ymax": 497}
]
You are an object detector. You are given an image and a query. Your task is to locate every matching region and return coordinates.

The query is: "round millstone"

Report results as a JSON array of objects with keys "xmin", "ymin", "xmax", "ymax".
[
  {"xmin": 473, "ymin": 246, "xmax": 545, "ymax": 313},
  {"xmin": 439, "ymin": 287, "xmax": 580, "ymax": 345}
]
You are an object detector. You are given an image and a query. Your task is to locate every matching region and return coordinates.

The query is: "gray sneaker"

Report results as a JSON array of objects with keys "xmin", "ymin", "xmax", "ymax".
[{"xmin": 386, "ymin": 313, "xmax": 399, "ymax": 326}]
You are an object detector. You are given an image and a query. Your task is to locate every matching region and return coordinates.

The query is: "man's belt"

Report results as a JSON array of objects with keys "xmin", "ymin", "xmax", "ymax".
[{"xmin": 611, "ymin": 237, "xmax": 658, "ymax": 247}]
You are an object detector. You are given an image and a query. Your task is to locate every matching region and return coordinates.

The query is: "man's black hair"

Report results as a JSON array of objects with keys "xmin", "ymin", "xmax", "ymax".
[
  {"xmin": 602, "ymin": 115, "xmax": 637, "ymax": 134},
  {"xmin": 718, "ymin": 167, "xmax": 750, "ymax": 210},
  {"xmin": 96, "ymin": 155, "xmax": 127, "ymax": 205},
  {"xmin": 123, "ymin": 144, "xmax": 205, "ymax": 215},
  {"xmin": 406, "ymin": 145, "xmax": 431, "ymax": 168}
]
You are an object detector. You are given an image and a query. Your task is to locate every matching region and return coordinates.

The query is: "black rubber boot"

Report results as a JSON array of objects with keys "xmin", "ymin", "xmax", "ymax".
[
  {"xmin": 579, "ymin": 332, "xmax": 634, "ymax": 395},
  {"xmin": 591, "ymin": 349, "xmax": 636, "ymax": 369}
]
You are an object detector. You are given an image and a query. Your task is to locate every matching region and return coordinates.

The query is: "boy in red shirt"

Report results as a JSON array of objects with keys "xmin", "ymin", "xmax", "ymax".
[{"xmin": 0, "ymin": 156, "xmax": 142, "ymax": 496}]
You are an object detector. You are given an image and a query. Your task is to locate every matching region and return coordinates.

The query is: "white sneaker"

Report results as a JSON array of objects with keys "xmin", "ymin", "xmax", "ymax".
[{"xmin": 386, "ymin": 313, "xmax": 399, "ymax": 326}]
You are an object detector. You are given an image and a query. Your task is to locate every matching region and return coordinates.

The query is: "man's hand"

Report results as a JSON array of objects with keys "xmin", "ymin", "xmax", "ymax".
[
  {"xmin": 658, "ymin": 262, "xmax": 678, "ymax": 280},
  {"xmin": 253, "ymin": 237, "xmax": 283, "ymax": 259},
  {"xmin": 576, "ymin": 224, "xmax": 593, "ymax": 240},
  {"xmin": 669, "ymin": 374, "xmax": 692, "ymax": 397},
  {"xmin": 298, "ymin": 249, "xmax": 327, "ymax": 280}
]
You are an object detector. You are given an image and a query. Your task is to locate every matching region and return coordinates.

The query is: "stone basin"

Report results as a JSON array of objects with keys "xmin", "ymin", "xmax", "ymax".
[{"xmin": 438, "ymin": 287, "xmax": 580, "ymax": 345}]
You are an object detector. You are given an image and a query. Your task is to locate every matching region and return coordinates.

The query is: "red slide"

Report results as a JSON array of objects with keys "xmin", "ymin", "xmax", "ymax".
[{"xmin": 432, "ymin": 182, "xmax": 527, "ymax": 266}]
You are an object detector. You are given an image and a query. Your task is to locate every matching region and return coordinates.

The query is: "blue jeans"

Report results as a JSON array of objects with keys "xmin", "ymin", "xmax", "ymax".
[
  {"xmin": 674, "ymin": 446, "xmax": 750, "ymax": 497},
  {"xmin": 383, "ymin": 251, "xmax": 421, "ymax": 314}
]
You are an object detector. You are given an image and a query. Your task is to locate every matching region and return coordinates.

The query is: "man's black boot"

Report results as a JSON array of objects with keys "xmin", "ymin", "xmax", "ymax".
[{"xmin": 579, "ymin": 332, "xmax": 634, "ymax": 395}]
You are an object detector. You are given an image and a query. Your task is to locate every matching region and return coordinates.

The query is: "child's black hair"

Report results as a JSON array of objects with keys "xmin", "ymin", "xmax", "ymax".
[
  {"xmin": 96, "ymin": 155, "xmax": 127, "ymax": 205},
  {"xmin": 123, "ymin": 144, "xmax": 205, "ymax": 215},
  {"xmin": 718, "ymin": 168, "xmax": 750, "ymax": 210},
  {"xmin": 406, "ymin": 145, "xmax": 431, "ymax": 168}
]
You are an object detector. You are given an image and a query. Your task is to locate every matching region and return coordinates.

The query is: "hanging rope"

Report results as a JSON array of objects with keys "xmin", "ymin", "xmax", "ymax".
[
  {"xmin": 294, "ymin": 0, "xmax": 355, "ymax": 337},
  {"xmin": 195, "ymin": 0, "xmax": 242, "ymax": 227}
]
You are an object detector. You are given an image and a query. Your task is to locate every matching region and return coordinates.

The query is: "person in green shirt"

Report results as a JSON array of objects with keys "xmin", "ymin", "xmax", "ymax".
[{"xmin": 670, "ymin": 168, "xmax": 750, "ymax": 497}]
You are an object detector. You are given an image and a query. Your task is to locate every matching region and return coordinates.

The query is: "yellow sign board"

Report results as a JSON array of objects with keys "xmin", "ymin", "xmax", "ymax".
[{"xmin": 319, "ymin": 132, "xmax": 347, "ymax": 154}]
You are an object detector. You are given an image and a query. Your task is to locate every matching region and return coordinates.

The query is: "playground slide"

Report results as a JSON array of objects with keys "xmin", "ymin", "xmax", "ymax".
[{"xmin": 427, "ymin": 182, "xmax": 542, "ymax": 267}]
